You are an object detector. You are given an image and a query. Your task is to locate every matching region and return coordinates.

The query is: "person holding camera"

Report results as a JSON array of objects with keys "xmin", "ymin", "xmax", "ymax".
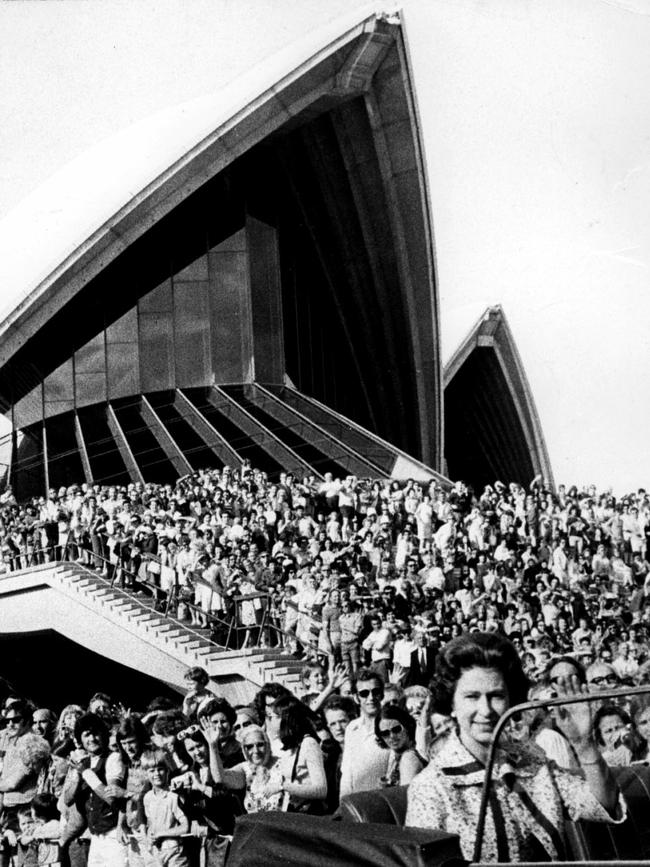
[{"xmin": 175, "ymin": 726, "xmax": 241, "ymax": 835}]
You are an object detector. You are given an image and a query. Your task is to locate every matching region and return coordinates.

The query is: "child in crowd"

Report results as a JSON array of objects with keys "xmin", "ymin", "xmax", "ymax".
[
  {"xmin": 141, "ymin": 749, "xmax": 190, "ymax": 867},
  {"xmin": 12, "ymin": 794, "xmax": 61, "ymax": 867}
]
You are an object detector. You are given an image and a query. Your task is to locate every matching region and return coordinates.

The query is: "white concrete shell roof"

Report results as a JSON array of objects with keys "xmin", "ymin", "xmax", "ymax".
[
  {"xmin": 443, "ymin": 304, "xmax": 554, "ymax": 487},
  {"xmin": 0, "ymin": 4, "xmax": 405, "ymax": 364}
]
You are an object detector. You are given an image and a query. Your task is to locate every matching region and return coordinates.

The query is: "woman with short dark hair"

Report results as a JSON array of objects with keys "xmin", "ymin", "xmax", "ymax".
[
  {"xmin": 593, "ymin": 703, "xmax": 644, "ymax": 765},
  {"xmin": 374, "ymin": 704, "xmax": 425, "ymax": 786},
  {"xmin": 406, "ymin": 631, "xmax": 625, "ymax": 863},
  {"xmin": 263, "ymin": 695, "xmax": 327, "ymax": 813},
  {"xmin": 197, "ymin": 698, "xmax": 242, "ymax": 769},
  {"xmin": 175, "ymin": 727, "xmax": 242, "ymax": 837}
]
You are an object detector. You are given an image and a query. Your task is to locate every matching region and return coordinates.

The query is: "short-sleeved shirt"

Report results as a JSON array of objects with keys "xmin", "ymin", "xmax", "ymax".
[
  {"xmin": 339, "ymin": 719, "xmax": 390, "ymax": 798},
  {"xmin": 143, "ymin": 788, "xmax": 187, "ymax": 840}
]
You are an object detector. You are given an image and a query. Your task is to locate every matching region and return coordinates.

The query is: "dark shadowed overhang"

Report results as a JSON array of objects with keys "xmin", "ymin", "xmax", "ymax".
[
  {"xmin": 443, "ymin": 306, "xmax": 554, "ymax": 491},
  {"xmin": 0, "ymin": 8, "xmax": 443, "ymax": 470}
]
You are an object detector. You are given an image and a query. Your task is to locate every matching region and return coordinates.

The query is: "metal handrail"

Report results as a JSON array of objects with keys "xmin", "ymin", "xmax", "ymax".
[
  {"xmin": 1, "ymin": 542, "xmax": 316, "ymax": 657},
  {"xmin": 473, "ymin": 684, "xmax": 650, "ymax": 863}
]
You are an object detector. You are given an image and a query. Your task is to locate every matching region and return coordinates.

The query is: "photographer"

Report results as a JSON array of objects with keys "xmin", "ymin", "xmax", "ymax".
[{"xmin": 174, "ymin": 726, "xmax": 242, "ymax": 839}]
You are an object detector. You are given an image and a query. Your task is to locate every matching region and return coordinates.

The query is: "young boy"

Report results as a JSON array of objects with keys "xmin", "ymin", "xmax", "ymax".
[
  {"xmin": 28, "ymin": 794, "xmax": 61, "ymax": 867},
  {"xmin": 181, "ymin": 667, "xmax": 214, "ymax": 722},
  {"xmin": 141, "ymin": 750, "xmax": 190, "ymax": 867},
  {"xmin": 12, "ymin": 806, "xmax": 38, "ymax": 867}
]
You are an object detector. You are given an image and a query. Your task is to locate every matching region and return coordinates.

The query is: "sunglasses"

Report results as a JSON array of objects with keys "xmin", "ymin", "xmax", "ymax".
[
  {"xmin": 233, "ymin": 720, "xmax": 254, "ymax": 732},
  {"xmin": 5, "ymin": 716, "xmax": 22, "ymax": 724},
  {"xmin": 243, "ymin": 741, "xmax": 266, "ymax": 750},
  {"xmin": 590, "ymin": 676, "xmax": 618, "ymax": 686},
  {"xmin": 357, "ymin": 688, "xmax": 383, "ymax": 699},
  {"xmin": 379, "ymin": 723, "xmax": 404, "ymax": 739}
]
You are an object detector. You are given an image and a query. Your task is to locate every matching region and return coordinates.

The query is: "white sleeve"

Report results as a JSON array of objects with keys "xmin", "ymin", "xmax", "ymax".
[
  {"xmin": 105, "ymin": 752, "xmax": 126, "ymax": 784},
  {"xmin": 339, "ymin": 727, "xmax": 355, "ymax": 798}
]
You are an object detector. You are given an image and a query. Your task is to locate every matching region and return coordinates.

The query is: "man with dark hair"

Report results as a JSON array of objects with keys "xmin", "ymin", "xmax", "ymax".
[
  {"xmin": 339, "ymin": 669, "xmax": 389, "ymax": 797},
  {"xmin": 0, "ymin": 701, "xmax": 49, "ymax": 866},
  {"xmin": 63, "ymin": 713, "xmax": 127, "ymax": 866},
  {"xmin": 405, "ymin": 627, "xmax": 437, "ymax": 687}
]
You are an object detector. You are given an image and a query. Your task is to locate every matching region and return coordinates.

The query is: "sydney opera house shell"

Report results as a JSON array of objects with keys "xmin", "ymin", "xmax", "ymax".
[{"xmin": 0, "ymin": 9, "xmax": 551, "ymax": 496}]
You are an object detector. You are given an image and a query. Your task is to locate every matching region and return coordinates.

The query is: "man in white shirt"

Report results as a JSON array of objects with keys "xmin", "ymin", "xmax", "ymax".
[
  {"xmin": 612, "ymin": 642, "xmax": 639, "ymax": 679},
  {"xmin": 361, "ymin": 615, "xmax": 393, "ymax": 682},
  {"xmin": 339, "ymin": 670, "xmax": 390, "ymax": 797}
]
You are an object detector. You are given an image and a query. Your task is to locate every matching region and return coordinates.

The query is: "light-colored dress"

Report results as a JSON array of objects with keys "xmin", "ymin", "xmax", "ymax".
[
  {"xmin": 406, "ymin": 730, "xmax": 626, "ymax": 863},
  {"xmin": 242, "ymin": 761, "xmax": 284, "ymax": 814}
]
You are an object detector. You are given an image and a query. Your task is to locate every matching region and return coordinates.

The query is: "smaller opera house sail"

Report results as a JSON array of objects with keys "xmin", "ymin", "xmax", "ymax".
[
  {"xmin": 443, "ymin": 306, "xmax": 553, "ymax": 493},
  {"xmin": 0, "ymin": 10, "xmax": 446, "ymax": 497}
]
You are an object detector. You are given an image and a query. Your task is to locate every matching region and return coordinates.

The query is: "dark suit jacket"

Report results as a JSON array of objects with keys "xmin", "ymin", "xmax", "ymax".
[{"xmin": 405, "ymin": 646, "xmax": 436, "ymax": 687}]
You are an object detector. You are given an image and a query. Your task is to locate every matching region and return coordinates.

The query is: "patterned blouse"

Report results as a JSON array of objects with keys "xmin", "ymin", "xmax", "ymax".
[{"xmin": 405, "ymin": 731, "xmax": 626, "ymax": 862}]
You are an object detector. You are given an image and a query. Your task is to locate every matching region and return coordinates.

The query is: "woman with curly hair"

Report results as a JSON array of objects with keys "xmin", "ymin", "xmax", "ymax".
[
  {"xmin": 52, "ymin": 705, "xmax": 84, "ymax": 758},
  {"xmin": 405, "ymin": 631, "xmax": 625, "ymax": 863}
]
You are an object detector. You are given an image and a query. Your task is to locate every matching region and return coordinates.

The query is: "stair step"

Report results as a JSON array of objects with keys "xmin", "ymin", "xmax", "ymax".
[{"xmin": 182, "ymin": 641, "xmax": 205, "ymax": 652}]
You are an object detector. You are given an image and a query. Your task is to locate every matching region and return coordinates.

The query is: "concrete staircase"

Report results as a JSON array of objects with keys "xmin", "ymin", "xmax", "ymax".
[{"xmin": 0, "ymin": 562, "xmax": 304, "ymax": 702}]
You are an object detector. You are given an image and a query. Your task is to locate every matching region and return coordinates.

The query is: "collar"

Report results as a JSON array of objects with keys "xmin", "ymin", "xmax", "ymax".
[{"xmin": 436, "ymin": 731, "xmax": 546, "ymax": 787}]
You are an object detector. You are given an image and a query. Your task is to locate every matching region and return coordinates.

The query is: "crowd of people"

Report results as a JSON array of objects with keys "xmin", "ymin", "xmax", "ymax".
[{"xmin": 0, "ymin": 464, "xmax": 650, "ymax": 863}]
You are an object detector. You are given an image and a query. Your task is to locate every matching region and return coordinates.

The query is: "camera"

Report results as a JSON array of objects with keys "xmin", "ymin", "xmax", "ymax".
[
  {"xmin": 177, "ymin": 724, "xmax": 201, "ymax": 741},
  {"xmin": 171, "ymin": 772, "xmax": 193, "ymax": 791}
]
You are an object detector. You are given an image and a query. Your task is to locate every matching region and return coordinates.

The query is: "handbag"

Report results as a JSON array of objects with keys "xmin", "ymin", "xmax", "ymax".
[
  {"xmin": 201, "ymin": 835, "xmax": 231, "ymax": 867},
  {"xmin": 283, "ymin": 739, "xmax": 327, "ymax": 816},
  {"xmin": 199, "ymin": 814, "xmax": 232, "ymax": 867}
]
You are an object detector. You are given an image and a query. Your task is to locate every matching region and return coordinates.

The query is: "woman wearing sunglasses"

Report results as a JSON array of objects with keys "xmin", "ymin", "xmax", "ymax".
[
  {"xmin": 374, "ymin": 704, "xmax": 425, "ymax": 787},
  {"xmin": 208, "ymin": 725, "xmax": 284, "ymax": 814}
]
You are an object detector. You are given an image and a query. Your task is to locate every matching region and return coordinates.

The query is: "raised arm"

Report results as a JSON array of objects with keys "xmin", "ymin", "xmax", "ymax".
[
  {"xmin": 553, "ymin": 675, "xmax": 618, "ymax": 814},
  {"xmin": 206, "ymin": 730, "xmax": 246, "ymax": 791}
]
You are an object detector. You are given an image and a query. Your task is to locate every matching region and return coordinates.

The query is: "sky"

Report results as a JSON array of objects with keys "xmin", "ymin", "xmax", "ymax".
[{"xmin": 1, "ymin": 0, "xmax": 649, "ymax": 492}]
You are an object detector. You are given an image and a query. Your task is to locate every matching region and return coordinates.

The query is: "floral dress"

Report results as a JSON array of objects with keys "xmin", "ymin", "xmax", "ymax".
[
  {"xmin": 243, "ymin": 761, "xmax": 284, "ymax": 814},
  {"xmin": 406, "ymin": 730, "xmax": 626, "ymax": 863}
]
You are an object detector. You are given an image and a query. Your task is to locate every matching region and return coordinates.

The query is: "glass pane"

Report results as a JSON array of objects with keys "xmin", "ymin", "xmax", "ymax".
[
  {"xmin": 12, "ymin": 421, "xmax": 45, "ymax": 500},
  {"xmin": 13, "ymin": 384, "xmax": 43, "ymax": 429},
  {"xmin": 107, "ymin": 308, "xmax": 138, "ymax": 344},
  {"xmin": 208, "ymin": 231, "xmax": 252, "ymax": 382},
  {"xmin": 75, "ymin": 333, "xmax": 106, "ymax": 373},
  {"xmin": 139, "ymin": 279, "xmax": 172, "ymax": 314},
  {"xmin": 107, "ymin": 309, "xmax": 139, "ymax": 398},
  {"xmin": 74, "ymin": 333, "xmax": 106, "ymax": 407},
  {"xmin": 76, "ymin": 372, "xmax": 107, "ymax": 408},
  {"xmin": 44, "ymin": 359, "xmax": 74, "ymax": 419},
  {"xmin": 174, "ymin": 280, "xmax": 210, "ymax": 387},
  {"xmin": 139, "ymin": 311, "xmax": 174, "ymax": 391},
  {"xmin": 107, "ymin": 341, "xmax": 140, "ymax": 399},
  {"xmin": 174, "ymin": 254, "xmax": 209, "ymax": 282}
]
